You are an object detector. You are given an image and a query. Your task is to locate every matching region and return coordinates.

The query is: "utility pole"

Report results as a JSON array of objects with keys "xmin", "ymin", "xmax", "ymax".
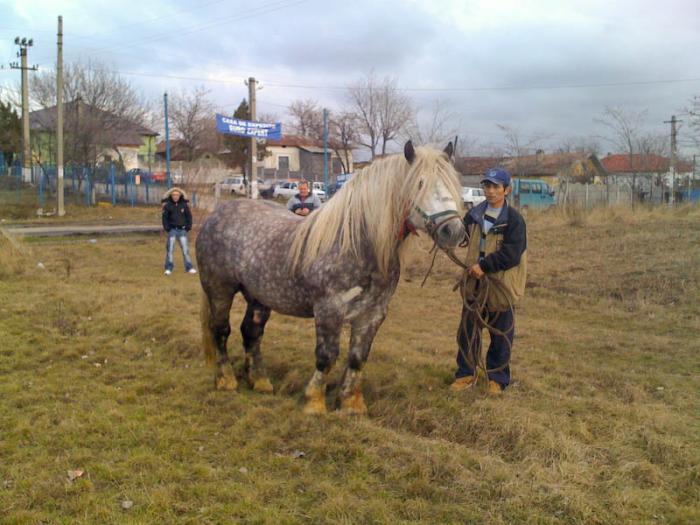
[
  {"xmin": 56, "ymin": 17, "xmax": 65, "ymax": 216},
  {"xmin": 664, "ymin": 115, "xmax": 682, "ymax": 206},
  {"xmin": 246, "ymin": 77, "xmax": 258, "ymax": 199},
  {"xmin": 322, "ymin": 108, "xmax": 329, "ymax": 192},
  {"xmin": 692, "ymin": 154, "xmax": 696, "ymax": 202},
  {"xmin": 10, "ymin": 36, "xmax": 37, "ymax": 184},
  {"xmin": 164, "ymin": 92, "xmax": 171, "ymax": 188}
]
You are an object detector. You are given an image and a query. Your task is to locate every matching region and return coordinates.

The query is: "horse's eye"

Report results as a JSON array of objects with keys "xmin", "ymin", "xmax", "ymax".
[{"xmin": 418, "ymin": 180, "xmax": 424, "ymax": 189}]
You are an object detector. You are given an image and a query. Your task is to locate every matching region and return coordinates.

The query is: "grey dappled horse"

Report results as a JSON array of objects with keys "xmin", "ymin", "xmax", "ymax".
[{"xmin": 196, "ymin": 141, "xmax": 465, "ymax": 415}]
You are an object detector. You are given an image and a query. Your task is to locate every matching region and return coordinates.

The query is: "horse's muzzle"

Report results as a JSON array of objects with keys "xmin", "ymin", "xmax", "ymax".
[{"xmin": 436, "ymin": 218, "xmax": 466, "ymax": 249}]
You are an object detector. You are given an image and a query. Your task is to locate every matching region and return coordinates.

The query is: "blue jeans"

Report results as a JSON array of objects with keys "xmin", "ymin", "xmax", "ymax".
[
  {"xmin": 456, "ymin": 306, "xmax": 514, "ymax": 387},
  {"xmin": 164, "ymin": 229, "xmax": 194, "ymax": 271}
]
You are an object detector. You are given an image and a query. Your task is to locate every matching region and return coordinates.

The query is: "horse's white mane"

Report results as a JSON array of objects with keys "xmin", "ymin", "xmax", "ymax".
[{"xmin": 289, "ymin": 146, "xmax": 462, "ymax": 277}]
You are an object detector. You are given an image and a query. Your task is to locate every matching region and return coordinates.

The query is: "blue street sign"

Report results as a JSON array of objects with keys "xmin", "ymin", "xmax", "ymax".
[{"xmin": 216, "ymin": 114, "xmax": 282, "ymax": 140}]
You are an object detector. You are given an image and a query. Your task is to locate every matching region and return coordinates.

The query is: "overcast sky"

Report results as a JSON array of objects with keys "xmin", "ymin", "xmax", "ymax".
[{"xmin": 1, "ymin": 0, "xmax": 699, "ymax": 156}]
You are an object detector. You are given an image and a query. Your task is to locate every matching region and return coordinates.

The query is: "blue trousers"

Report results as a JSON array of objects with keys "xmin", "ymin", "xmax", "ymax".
[
  {"xmin": 164, "ymin": 229, "xmax": 194, "ymax": 271},
  {"xmin": 456, "ymin": 306, "xmax": 514, "ymax": 387}
]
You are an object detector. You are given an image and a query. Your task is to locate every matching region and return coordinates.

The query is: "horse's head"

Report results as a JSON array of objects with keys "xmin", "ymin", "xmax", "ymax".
[{"xmin": 403, "ymin": 141, "xmax": 466, "ymax": 250}]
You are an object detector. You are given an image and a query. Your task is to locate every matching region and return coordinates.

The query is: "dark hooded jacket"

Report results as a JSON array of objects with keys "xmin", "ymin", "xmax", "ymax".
[
  {"xmin": 463, "ymin": 200, "xmax": 527, "ymax": 310},
  {"xmin": 161, "ymin": 187, "xmax": 192, "ymax": 232}
]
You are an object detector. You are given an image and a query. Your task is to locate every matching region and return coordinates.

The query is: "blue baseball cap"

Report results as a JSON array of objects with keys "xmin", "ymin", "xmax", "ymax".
[{"xmin": 481, "ymin": 168, "xmax": 511, "ymax": 187}]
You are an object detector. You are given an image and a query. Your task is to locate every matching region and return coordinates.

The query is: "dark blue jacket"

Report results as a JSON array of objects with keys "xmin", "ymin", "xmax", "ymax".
[{"xmin": 464, "ymin": 200, "xmax": 527, "ymax": 273}]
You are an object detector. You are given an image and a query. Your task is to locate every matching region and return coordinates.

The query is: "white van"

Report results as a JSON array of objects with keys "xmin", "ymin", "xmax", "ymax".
[{"xmin": 219, "ymin": 176, "xmax": 247, "ymax": 195}]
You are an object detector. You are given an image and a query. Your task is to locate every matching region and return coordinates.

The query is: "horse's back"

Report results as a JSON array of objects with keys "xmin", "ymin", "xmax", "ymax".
[{"xmin": 196, "ymin": 199, "xmax": 313, "ymax": 315}]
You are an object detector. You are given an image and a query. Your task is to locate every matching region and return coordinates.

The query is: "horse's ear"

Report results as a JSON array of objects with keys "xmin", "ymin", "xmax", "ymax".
[
  {"xmin": 444, "ymin": 141, "xmax": 454, "ymax": 160},
  {"xmin": 404, "ymin": 141, "xmax": 416, "ymax": 164}
]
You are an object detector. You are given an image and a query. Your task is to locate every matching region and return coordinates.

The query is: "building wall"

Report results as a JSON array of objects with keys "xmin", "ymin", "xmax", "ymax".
[
  {"xmin": 264, "ymin": 146, "xmax": 301, "ymax": 172},
  {"xmin": 263, "ymin": 145, "xmax": 353, "ymax": 178},
  {"xmin": 115, "ymin": 146, "xmax": 139, "ymax": 170}
]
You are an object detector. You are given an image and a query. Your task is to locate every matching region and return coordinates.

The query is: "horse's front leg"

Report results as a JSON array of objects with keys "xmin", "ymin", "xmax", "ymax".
[
  {"xmin": 338, "ymin": 305, "xmax": 388, "ymax": 415},
  {"xmin": 303, "ymin": 313, "xmax": 342, "ymax": 415}
]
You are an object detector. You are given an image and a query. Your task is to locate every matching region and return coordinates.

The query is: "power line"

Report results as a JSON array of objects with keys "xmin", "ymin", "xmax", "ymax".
[
  {"xmin": 41, "ymin": 65, "xmax": 700, "ymax": 95},
  {"xmin": 39, "ymin": 0, "xmax": 308, "ymax": 65},
  {"xmin": 29, "ymin": 0, "xmax": 233, "ymax": 62}
]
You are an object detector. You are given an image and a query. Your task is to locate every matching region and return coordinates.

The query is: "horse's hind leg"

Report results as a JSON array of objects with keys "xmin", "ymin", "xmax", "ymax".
[
  {"xmin": 201, "ymin": 289, "xmax": 238, "ymax": 391},
  {"xmin": 241, "ymin": 300, "xmax": 274, "ymax": 393}
]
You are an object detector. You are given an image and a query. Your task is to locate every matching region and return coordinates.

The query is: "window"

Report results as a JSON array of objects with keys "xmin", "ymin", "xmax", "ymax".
[
  {"xmin": 278, "ymin": 156, "xmax": 290, "ymax": 171},
  {"xmin": 532, "ymin": 183, "xmax": 542, "ymax": 194},
  {"xmin": 520, "ymin": 182, "xmax": 531, "ymax": 193}
]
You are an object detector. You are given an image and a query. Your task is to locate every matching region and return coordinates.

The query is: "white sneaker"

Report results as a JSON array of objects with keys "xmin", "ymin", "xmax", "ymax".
[
  {"xmin": 187, "ymin": 268, "xmax": 198, "ymax": 274},
  {"xmin": 164, "ymin": 269, "xmax": 172, "ymax": 275}
]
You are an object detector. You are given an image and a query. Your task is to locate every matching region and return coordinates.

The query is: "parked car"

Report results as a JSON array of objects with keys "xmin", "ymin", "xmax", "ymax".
[
  {"xmin": 150, "ymin": 171, "xmax": 167, "ymax": 183},
  {"xmin": 219, "ymin": 176, "xmax": 247, "ymax": 195},
  {"xmin": 258, "ymin": 179, "xmax": 276, "ymax": 199},
  {"xmin": 273, "ymin": 180, "xmax": 302, "ymax": 199},
  {"xmin": 511, "ymin": 179, "xmax": 556, "ymax": 209},
  {"xmin": 328, "ymin": 173, "xmax": 353, "ymax": 196},
  {"xmin": 312, "ymin": 181, "xmax": 327, "ymax": 202},
  {"xmin": 273, "ymin": 180, "xmax": 326, "ymax": 201},
  {"xmin": 126, "ymin": 168, "xmax": 146, "ymax": 182},
  {"xmin": 461, "ymin": 186, "xmax": 486, "ymax": 209}
]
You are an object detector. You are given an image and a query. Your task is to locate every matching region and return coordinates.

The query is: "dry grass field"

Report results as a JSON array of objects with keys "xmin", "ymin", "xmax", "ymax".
[{"xmin": 0, "ymin": 202, "xmax": 699, "ymax": 524}]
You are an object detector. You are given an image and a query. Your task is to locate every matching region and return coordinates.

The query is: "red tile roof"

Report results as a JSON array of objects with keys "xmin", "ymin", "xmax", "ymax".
[
  {"xmin": 266, "ymin": 134, "xmax": 323, "ymax": 148},
  {"xmin": 601, "ymin": 154, "xmax": 691, "ymax": 173},
  {"xmin": 506, "ymin": 152, "xmax": 589, "ymax": 176},
  {"xmin": 456, "ymin": 156, "xmax": 506, "ymax": 176}
]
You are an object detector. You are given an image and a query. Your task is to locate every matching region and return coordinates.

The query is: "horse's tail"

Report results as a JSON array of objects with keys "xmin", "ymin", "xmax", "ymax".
[{"xmin": 200, "ymin": 292, "xmax": 217, "ymax": 366}]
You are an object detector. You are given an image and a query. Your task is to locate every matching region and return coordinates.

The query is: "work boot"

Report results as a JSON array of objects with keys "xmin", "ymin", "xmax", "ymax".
[
  {"xmin": 450, "ymin": 375, "xmax": 476, "ymax": 392},
  {"xmin": 488, "ymin": 380, "xmax": 504, "ymax": 395}
]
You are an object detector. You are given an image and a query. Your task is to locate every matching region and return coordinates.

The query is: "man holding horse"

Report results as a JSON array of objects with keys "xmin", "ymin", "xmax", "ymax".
[
  {"xmin": 287, "ymin": 180, "xmax": 322, "ymax": 216},
  {"xmin": 451, "ymin": 168, "xmax": 527, "ymax": 395}
]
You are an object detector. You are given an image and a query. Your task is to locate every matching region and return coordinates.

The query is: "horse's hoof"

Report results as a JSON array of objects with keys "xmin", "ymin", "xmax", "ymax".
[
  {"xmin": 339, "ymin": 393, "xmax": 368, "ymax": 416},
  {"xmin": 215, "ymin": 369, "xmax": 238, "ymax": 391},
  {"xmin": 252, "ymin": 377, "xmax": 274, "ymax": 394},
  {"xmin": 303, "ymin": 397, "xmax": 327, "ymax": 415}
]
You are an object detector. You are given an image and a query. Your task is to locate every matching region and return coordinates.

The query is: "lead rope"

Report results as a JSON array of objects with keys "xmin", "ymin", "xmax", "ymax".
[
  {"xmin": 454, "ymin": 263, "xmax": 514, "ymax": 390},
  {"xmin": 419, "ymin": 241, "xmax": 514, "ymax": 390}
]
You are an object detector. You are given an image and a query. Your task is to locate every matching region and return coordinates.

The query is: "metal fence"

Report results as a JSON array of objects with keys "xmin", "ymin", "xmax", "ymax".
[
  {"xmin": 0, "ymin": 162, "xmax": 201, "ymax": 211},
  {"xmin": 558, "ymin": 182, "xmax": 698, "ymax": 208}
]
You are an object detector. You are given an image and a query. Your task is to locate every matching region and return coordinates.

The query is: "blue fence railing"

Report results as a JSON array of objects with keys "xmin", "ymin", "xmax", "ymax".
[{"xmin": 1, "ymin": 162, "xmax": 200, "ymax": 208}]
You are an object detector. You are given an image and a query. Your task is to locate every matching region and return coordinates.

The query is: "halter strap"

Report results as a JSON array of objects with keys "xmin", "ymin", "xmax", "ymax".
[{"xmin": 413, "ymin": 205, "xmax": 462, "ymax": 238}]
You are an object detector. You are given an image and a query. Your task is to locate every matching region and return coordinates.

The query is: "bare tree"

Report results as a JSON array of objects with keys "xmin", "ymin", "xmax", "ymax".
[
  {"xmin": 402, "ymin": 99, "xmax": 460, "ymax": 146},
  {"xmin": 287, "ymin": 99, "xmax": 323, "ymax": 138},
  {"xmin": 496, "ymin": 124, "xmax": 549, "ymax": 159},
  {"xmin": 329, "ymin": 111, "xmax": 358, "ymax": 173},
  {"xmin": 454, "ymin": 134, "xmax": 481, "ymax": 159},
  {"xmin": 287, "ymin": 100, "xmax": 357, "ymax": 172},
  {"xmin": 681, "ymin": 95, "xmax": 700, "ymax": 153},
  {"xmin": 348, "ymin": 72, "xmax": 413, "ymax": 158},
  {"xmin": 556, "ymin": 136, "xmax": 601, "ymax": 155},
  {"xmin": 168, "ymin": 86, "xmax": 215, "ymax": 161},
  {"xmin": 637, "ymin": 132, "xmax": 670, "ymax": 200},
  {"xmin": 28, "ymin": 61, "xmax": 150, "ymax": 182},
  {"xmin": 595, "ymin": 106, "xmax": 648, "ymax": 201},
  {"xmin": 495, "ymin": 124, "xmax": 551, "ymax": 178}
]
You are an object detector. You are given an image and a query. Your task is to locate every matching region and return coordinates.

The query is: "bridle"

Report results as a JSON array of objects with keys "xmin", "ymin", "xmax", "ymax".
[
  {"xmin": 399, "ymin": 203, "xmax": 470, "ymax": 273},
  {"xmin": 412, "ymin": 205, "xmax": 463, "ymax": 240}
]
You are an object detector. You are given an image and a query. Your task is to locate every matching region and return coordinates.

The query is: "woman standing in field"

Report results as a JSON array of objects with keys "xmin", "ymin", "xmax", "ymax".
[{"xmin": 162, "ymin": 187, "xmax": 197, "ymax": 275}]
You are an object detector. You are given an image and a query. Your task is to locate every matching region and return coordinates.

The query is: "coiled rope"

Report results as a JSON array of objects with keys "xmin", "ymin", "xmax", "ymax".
[{"xmin": 421, "ymin": 244, "xmax": 514, "ymax": 386}]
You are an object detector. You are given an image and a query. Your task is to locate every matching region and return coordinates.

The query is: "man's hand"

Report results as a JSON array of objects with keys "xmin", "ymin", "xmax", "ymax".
[
  {"xmin": 468, "ymin": 263, "xmax": 485, "ymax": 279},
  {"xmin": 295, "ymin": 208, "xmax": 310, "ymax": 216}
]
